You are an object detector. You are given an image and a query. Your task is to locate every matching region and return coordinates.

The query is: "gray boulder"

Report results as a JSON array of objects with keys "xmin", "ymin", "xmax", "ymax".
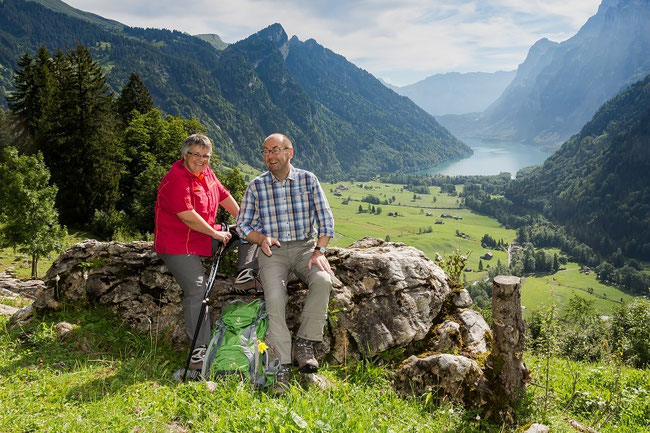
[
  {"xmin": 392, "ymin": 353, "xmax": 491, "ymax": 408},
  {"xmin": 17, "ymin": 237, "xmax": 491, "ymax": 365}
]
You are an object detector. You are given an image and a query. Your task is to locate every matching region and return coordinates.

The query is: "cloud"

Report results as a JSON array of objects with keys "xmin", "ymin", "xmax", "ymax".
[{"xmin": 65, "ymin": 0, "xmax": 601, "ymax": 85}]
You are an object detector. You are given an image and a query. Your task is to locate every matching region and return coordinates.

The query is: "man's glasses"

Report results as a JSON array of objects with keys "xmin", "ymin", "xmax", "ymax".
[
  {"xmin": 187, "ymin": 151, "xmax": 211, "ymax": 160},
  {"xmin": 261, "ymin": 147, "xmax": 291, "ymax": 156}
]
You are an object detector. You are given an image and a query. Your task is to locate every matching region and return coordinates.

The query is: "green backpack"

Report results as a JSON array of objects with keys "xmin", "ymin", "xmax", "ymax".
[{"xmin": 201, "ymin": 299, "xmax": 280, "ymax": 388}]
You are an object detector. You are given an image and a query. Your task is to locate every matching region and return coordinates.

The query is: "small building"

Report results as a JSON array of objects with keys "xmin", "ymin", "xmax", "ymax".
[
  {"xmin": 426, "ymin": 212, "xmax": 433, "ymax": 217},
  {"xmin": 333, "ymin": 191, "xmax": 342, "ymax": 197},
  {"xmin": 435, "ymin": 219, "xmax": 443, "ymax": 224},
  {"xmin": 441, "ymin": 213, "xmax": 452, "ymax": 218},
  {"xmin": 481, "ymin": 251, "xmax": 493, "ymax": 260}
]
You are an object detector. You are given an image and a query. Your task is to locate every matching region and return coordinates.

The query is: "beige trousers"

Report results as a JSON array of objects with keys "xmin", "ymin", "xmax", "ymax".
[{"xmin": 258, "ymin": 239, "xmax": 332, "ymax": 365}]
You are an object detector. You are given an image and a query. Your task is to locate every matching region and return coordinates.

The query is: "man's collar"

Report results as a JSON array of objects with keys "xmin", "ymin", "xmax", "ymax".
[{"xmin": 270, "ymin": 165, "xmax": 296, "ymax": 183}]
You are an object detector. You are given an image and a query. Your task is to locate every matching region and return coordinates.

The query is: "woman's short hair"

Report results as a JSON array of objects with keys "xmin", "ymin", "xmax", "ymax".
[{"xmin": 181, "ymin": 134, "xmax": 212, "ymax": 156}]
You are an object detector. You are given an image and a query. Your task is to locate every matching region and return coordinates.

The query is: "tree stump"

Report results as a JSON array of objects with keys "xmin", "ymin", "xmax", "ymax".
[{"xmin": 485, "ymin": 275, "xmax": 529, "ymax": 423}]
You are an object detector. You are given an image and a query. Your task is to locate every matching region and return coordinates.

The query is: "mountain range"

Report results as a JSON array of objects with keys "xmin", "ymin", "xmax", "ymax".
[
  {"xmin": 439, "ymin": 0, "xmax": 650, "ymax": 148},
  {"xmin": 386, "ymin": 71, "xmax": 515, "ymax": 116},
  {"xmin": 0, "ymin": 0, "xmax": 471, "ymax": 177}
]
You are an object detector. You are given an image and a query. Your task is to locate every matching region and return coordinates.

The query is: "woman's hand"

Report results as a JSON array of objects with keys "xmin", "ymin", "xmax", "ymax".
[{"xmin": 212, "ymin": 229, "xmax": 232, "ymax": 244}]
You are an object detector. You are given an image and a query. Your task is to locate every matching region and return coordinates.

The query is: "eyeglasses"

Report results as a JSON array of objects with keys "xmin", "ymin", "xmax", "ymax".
[
  {"xmin": 187, "ymin": 151, "xmax": 211, "ymax": 160},
  {"xmin": 261, "ymin": 147, "xmax": 291, "ymax": 156}
]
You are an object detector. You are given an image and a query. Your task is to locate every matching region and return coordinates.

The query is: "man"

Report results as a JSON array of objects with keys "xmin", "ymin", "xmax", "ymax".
[{"xmin": 237, "ymin": 133, "xmax": 334, "ymax": 391}]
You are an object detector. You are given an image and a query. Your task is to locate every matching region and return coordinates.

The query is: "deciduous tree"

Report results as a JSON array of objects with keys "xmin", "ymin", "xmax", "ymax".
[{"xmin": 0, "ymin": 147, "xmax": 66, "ymax": 277}]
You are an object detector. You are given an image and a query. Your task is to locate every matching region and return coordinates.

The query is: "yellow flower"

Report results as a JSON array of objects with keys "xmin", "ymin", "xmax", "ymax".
[{"xmin": 258, "ymin": 339, "xmax": 268, "ymax": 354}]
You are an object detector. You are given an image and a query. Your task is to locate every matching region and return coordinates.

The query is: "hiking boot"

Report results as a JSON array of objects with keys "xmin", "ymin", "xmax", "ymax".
[
  {"xmin": 232, "ymin": 268, "xmax": 263, "ymax": 295},
  {"xmin": 273, "ymin": 364, "xmax": 291, "ymax": 396},
  {"xmin": 294, "ymin": 338, "xmax": 318, "ymax": 373},
  {"xmin": 173, "ymin": 367, "xmax": 202, "ymax": 383},
  {"xmin": 189, "ymin": 345, "xmax": 206, "ymax": 370}
]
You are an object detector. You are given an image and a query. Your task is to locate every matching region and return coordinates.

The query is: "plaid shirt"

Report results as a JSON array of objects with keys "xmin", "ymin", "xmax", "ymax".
[{"xmin": 237, "ymin": 166, "xmax": 334, "ymax": 242}]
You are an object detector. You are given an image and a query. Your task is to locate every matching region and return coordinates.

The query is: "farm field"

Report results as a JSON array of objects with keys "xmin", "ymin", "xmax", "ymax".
[
  {"xmin": 321, "ymin": 180, "xmax": 641, "ymax": 316},
  {"xmin": 322, "ymin": 181, "xmax": 512, "ymax": 273}
]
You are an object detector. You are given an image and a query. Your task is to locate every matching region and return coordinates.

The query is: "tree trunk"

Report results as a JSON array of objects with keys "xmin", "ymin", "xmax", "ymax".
[
  {"xmin": 31, "ymin": 254, "xmax": 39, "ymax": 278},
  {"xmin": 485, "ymin": 275, "xmax": 529, "ymax": 424}
]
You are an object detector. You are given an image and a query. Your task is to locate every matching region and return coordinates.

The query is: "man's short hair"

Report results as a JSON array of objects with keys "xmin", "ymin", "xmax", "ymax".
[{"xmin": 265, "ymin": 133, "xmax": 293, "ymax": 149}]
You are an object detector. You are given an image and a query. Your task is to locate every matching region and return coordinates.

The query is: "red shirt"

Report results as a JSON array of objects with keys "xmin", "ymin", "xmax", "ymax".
[{"xmin": 154, "ymin": 160, "xmax": 230, "ymax": 256}]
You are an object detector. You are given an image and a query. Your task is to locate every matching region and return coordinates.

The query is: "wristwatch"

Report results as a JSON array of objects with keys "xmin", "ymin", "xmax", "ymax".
[{"xmin": 314, "ymin": 246, "xmax": 327, "ymax": 254}]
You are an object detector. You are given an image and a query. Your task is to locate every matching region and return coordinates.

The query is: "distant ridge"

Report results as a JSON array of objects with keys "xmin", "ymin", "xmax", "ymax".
[
  {"xmin": 24, "ymin": 0, "xmax": 124, "ymax": 30},
  {"xmin": 390, "ymin": 71, "xmax": 516, "ymax": 116},
  {"xmin": 194, "ymin": 33, "xmax": 229, "ymax": 50}
]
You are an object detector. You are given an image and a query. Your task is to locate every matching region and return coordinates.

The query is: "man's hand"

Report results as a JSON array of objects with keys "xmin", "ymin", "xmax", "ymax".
[
  {"xmin": 260, "ymin": 236, "xmax": 281, "ymax": 256},
  {"xmin": 309, "ymin": 250, "xmax": 332, "ymax": 274}
]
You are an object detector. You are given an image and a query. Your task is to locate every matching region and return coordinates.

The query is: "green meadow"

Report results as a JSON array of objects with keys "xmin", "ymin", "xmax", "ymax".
[
  {"xmin": 322, "ymin": 181, "xmax": 512, "ymax": 273},
  {"xmin": 321, "ymin": 180, "xmax": 640, "ymax": 317},
  {"xmin": 521, "ymin": 265, "xmax": 635, "ymax": 318}
]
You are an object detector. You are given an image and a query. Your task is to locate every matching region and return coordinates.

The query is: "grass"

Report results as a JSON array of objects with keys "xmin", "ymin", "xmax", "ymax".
[
  {"xmin": 0, "ymin": 308, "xmax": 490, "ymax": 432},
  {"xmin": 1, "ymin": 308, "xmax": 649, "ymax": 432},
  {"xmin": 524, "ymin": 354, "xmax": 650, "ymax": 432},
  {"xmin": 521, "ymin": 264, "xmax": 635, "ymax": 319},
  {"xmin": 322, "ymin": 180, "xmax": 643, "ymax": 316}
]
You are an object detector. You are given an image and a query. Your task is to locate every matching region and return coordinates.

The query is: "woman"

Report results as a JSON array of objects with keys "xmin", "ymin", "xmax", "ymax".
[{"xmin": 154, "ymin": 133, "xmax": 257, "ymax": 369}]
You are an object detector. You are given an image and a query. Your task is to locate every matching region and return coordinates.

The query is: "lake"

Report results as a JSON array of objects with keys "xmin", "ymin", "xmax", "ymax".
[{"xmin": 416, "ymin": 138, "xmax": 552, "ymax": 177}]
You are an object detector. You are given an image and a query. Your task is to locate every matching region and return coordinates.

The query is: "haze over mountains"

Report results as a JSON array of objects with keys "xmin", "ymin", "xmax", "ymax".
[
  {"xmin": 438, "ymin": 0, "xmax": 650, "ymax": 148},
  {"xmin": 0, "ymin": 0, "xmax": 471, "ymax": 177},
  {"xmin": 386, "ymin": 71, "xmax": 515, "ymax": 116}
]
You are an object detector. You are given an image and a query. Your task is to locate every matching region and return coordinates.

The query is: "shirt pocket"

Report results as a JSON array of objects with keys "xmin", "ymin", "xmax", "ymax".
[{"xmin": 192, "ymin": 188, "xmax": 210, "ymax": 216}]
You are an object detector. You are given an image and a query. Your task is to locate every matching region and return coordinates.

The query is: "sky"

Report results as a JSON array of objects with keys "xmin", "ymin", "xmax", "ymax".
[{"xmin": 64, "ymin": 0, "xmax": 602, "ymax": 86}]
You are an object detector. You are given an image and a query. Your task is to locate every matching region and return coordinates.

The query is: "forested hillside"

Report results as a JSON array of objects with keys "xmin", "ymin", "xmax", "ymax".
[
  {"xmin": 506, "ymin": 74, "xmax": 650, "ymax": 260},
  {"xmin": 0, "ymin": 0, "xmax": 470, "ymax": 176}
]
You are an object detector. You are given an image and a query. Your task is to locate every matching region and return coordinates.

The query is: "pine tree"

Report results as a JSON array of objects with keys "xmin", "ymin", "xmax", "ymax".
[
  {"xmin": 479, "ymin": 260, "xmax": 484, "ymax": 271},
  {"xmin": 7, "ymin": 46, "xmax": 56, "ymax": 153},
  {"xmin": 47, "ymin": 44, "xmax": 124, "ymax": 224},
  {"xmin": 116, "ymin": 72, "xmax": 154, "ymax": 125},
  {"xmin": 0, "ymin": 109, "xmax": 14, "ymax": 149},
  {"xmin": 0, "ymin": 147, "xmax": 66, "ymax": 277}
]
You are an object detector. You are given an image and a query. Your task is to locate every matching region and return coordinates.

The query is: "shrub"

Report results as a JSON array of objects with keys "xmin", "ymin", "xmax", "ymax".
[{"xmin": 609, "ymin": 298, "xmax": 650, "ymax": 368}]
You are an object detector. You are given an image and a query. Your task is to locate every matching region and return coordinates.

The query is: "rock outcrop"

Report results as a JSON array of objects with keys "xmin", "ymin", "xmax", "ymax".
[
  {"xmin": 9, "ymin": 237, "xmax": 498, "ymax": 408},
  {"xmin": 15, "ymin": 238, "xmax": 489, "ymax": 360}
]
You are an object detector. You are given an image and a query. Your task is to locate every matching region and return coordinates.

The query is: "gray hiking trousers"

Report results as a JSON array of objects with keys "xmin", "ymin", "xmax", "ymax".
[
  {"xmin": 159, "ymin": 239, "xmax": 258, "ymax": 347},
  {"xmin": 258, "ymin": 238, "xmax": 332, "ymax": 365}
]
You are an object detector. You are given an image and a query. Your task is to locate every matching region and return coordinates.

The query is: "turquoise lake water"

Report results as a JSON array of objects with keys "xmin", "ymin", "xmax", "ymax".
[{"xmin": 416, "ymin": 138, "xmax": 552, "ymax": 177}]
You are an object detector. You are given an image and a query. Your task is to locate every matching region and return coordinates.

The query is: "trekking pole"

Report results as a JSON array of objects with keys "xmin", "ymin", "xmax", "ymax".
[{"xmin": 181, "ymin": 223, "xmax": 239, "ymax": 382}]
